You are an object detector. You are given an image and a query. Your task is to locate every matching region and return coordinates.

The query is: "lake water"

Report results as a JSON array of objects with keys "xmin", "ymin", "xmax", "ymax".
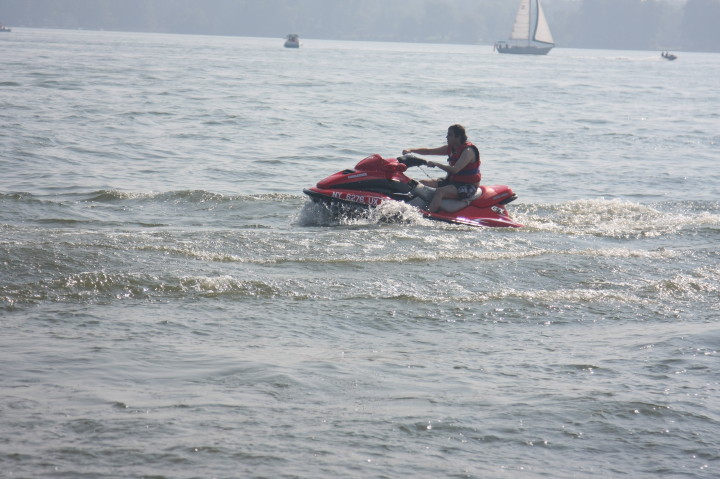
[{"xmin": 1, "ymin": 28, "xmax": 719, "ymax": 478}]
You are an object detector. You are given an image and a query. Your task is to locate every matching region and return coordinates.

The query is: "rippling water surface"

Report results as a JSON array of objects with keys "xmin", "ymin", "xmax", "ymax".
[{"xmin": 1, "ymin": 29, "xmax": 719, "ymax": 478}]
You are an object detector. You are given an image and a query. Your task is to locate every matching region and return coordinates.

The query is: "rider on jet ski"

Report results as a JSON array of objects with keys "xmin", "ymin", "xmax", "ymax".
[{"xmin": 402, "ymin": 124, "xmax": 481, "ymax": 213}]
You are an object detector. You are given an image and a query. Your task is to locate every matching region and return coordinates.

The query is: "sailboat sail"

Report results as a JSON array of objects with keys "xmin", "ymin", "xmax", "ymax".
[
  {"xmin": 533, "ymin": 0, "xmax": 554, "ymax": 45},
  {"xmin": 510, "ymin": 0, "xmax": 531, "ymax": 41}
]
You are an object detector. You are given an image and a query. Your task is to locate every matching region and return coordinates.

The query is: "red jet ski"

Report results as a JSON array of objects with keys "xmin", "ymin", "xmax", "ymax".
[{"xmin": 303, "ymin": 153, "xmax": 522, "ymax": 227}]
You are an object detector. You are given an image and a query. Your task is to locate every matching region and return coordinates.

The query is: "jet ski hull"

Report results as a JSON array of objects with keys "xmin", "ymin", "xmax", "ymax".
[
  {"xmin": 303, "ymin": 153, "xmax": 522, "ymax": 228},
  {"xmin": 303, "ymin": 186, "xmax": 522, "ymax": 228}
]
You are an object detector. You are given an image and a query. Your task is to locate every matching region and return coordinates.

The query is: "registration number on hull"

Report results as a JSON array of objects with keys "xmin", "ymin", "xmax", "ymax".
[{"xmin": 332, "ymin": 191, "xmax": 382, "ymax": 206}]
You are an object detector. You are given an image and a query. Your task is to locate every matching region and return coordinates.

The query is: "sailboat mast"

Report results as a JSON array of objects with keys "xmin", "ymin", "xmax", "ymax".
[{"xmin": 528, "ymin": 0, "xmax": 533, "ymax": 46}]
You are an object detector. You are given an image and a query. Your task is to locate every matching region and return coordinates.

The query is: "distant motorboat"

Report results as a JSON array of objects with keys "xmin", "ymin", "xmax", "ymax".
[
  {"xmin": 284, "ymin": 34, "xmax": 301, "ymax": 48},
  {"xmin": 661, "ymin": 51, "xmax": 677, "ymax": 61},
  {"xmin": 0, "ymin": 24, "xmax": 11, "ymax": 33},
  {"xmin": 494, "ymin": 0, "xmax": 554, "ymax": 55}
]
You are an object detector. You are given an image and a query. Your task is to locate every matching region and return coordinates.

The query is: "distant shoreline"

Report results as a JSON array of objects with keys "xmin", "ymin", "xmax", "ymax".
[{"xmin": 4, "ymin": 26, "xmax": 709, "ymax": 54}]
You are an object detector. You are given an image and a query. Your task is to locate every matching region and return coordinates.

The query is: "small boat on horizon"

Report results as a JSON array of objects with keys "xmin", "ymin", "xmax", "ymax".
[
  {"xmin": 0, "ymin": 24, "xmax": 11, "ymax": 33},
  {"xmin": 661, "ymin": 51, "xmax": 677, "ymax": 61},
  {"xmin": 494, "ymin": 0, "xmax": 554, "ymax": 55},
  {"xmin": 284, "ymin": 33, "xmax": 301, "ymax": 48}
]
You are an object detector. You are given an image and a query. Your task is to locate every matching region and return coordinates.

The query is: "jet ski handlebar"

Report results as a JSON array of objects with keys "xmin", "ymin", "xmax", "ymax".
[{"xmin": 397, "ymin": 154, "xmax": 428, "ymax": 168}]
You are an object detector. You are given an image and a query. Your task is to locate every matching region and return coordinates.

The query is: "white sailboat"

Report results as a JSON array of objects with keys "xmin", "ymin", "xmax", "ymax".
[{"xmin": 494, "ymin": 0, "xmax": 554, "ymax": 55}]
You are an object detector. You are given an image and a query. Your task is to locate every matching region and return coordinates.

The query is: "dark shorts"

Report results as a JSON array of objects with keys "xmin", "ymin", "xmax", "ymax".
[{"xmin": 438, "ymin": 179, "xmax": 478, "ymax": 200}]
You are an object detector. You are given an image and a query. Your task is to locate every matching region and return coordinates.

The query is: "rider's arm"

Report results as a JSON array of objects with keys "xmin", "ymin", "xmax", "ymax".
[{"xmin": 402, "ymin": 145, "xmax": 447, "ymax": 156}]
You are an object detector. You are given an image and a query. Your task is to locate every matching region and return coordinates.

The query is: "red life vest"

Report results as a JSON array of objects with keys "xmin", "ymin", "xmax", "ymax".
[{"xmin": 446, "ymin": 142, "xmax": 481, "ymax": 184}]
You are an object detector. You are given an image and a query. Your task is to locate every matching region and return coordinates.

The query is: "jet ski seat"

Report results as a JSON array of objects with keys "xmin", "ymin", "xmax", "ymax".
[
  {"xmin": 410, "ymin": 184, "xmax": 485, "ymax": 213},
  {"xmin": 440, "ymin": 188, "xmax": 484, "ymax": 213}
]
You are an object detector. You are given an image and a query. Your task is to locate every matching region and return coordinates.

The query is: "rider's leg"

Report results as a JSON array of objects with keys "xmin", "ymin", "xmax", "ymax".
[{"xmin": 428, "ymin": 184, "xmax": 459, "ymax": 213}]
